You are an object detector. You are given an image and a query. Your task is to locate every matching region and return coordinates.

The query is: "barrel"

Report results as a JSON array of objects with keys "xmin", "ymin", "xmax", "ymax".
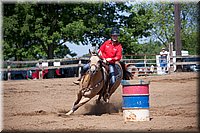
[{"xmin": 121, "ymin": 80, "xmax": 150, "ymax": 121}]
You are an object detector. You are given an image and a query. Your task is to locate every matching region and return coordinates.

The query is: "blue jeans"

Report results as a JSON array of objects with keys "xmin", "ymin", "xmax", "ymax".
[
  {"xmin": 109, "ymin": 64, "xmax": 115, "ymax": 86},
  {"xmin": 81, "ymin": 63, "xmax": 90, "ymax": 74},
  {"xmin": 160, "ymin": 59, "xmax": 167, "ymax": 67}
]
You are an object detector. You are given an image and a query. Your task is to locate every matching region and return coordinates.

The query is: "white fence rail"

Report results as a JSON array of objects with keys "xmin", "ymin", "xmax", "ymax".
[{"xmin": 1, "ymin": 55, "xmax": 199, "ymax": 80}]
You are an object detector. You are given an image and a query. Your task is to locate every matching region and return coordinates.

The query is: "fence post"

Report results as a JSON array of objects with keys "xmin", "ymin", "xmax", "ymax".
[
  {"xmin": 78, "ymin": 59, "xmax": 82, "ymax": 78},
  {"xmin": 144, "ymin": 55, "xmax": 147, "ymax": 76},
  {"xmin": 38, "ymin": 60, "xmax": 43, "ymax": 79},
  {"xmin": 7, "ymin": 61, "xmax": 11, "ymax": 80},
  {"xmin": 169, "ymin": 42, "xmax": 174, "ymax": 74}
]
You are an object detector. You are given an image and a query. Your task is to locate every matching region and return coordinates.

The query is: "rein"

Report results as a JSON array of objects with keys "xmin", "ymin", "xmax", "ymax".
[{"xmin": 81, "ymin": 68, "xmax": 105, "ymax": 93}]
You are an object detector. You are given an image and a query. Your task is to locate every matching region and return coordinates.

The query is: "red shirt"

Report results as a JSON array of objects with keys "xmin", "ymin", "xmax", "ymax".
[{"xmin": 98, "ymin": 40, "xmax": 122, "ymax": 63}]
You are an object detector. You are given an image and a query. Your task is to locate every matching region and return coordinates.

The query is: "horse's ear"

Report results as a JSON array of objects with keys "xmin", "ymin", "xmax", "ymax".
[
  {"xmin": 89, "ymin": 49, "xmax": 92, "ymax": 55},
  {"xmin": 89, "ymin": 48, "xmax": 97, "ymax": 55}
]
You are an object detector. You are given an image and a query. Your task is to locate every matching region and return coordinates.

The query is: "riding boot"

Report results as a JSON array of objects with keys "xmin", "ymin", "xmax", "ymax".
[
  {"xmin": 103, "ymin": 81, "xmax": 114, "ymax": 103},
  {"xmin": 73, "ymin": 74, "xmax": 83, "ymax": 85}
]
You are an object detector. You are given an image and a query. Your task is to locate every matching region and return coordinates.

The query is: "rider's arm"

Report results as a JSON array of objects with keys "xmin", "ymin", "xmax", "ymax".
[
  {"xmin": 98, "ymin": 42, "xmax": 106, "ymax": 59},
  {"xmin": 111, "ymin": 45, "xmax": 122, "ymax": 62}
]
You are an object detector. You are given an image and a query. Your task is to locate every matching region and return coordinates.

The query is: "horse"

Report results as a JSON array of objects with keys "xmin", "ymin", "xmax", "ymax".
[{"xmin": 65, "ymin": 50, "xmax": 133, "ymax": 116}]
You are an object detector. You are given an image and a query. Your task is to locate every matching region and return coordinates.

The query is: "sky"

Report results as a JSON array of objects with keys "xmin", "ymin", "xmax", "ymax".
[{"xmin": 65, "ymin": 42, "xmax": 93, "ymax": 57}]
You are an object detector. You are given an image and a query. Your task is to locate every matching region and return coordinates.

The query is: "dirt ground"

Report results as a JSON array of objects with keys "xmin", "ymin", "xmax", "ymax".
[{"xmin": 2, "ymin": 72, "xmax": 199, "ymax": 132}]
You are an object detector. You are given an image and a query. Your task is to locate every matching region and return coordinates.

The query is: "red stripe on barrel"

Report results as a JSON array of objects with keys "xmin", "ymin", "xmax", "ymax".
[{"xmin": 122, "ymin": 84, "xmax": 149, "ymax": 95}]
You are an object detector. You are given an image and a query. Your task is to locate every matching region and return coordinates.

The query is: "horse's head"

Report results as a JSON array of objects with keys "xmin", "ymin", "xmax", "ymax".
[{"xmin": 88, "ymin": 49, "xmax": 102, "ymax": 75}]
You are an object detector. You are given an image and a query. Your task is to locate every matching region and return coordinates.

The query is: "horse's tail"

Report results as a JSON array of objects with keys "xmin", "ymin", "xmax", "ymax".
[{"xmin": 119, "ymin": 61, "xmax": 133, "ymax": 80}]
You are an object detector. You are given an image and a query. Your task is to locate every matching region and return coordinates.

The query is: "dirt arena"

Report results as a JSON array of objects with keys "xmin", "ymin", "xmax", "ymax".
[{"xmin": 2, "ymin": 72, "xmax": 199, "ymax": 132}]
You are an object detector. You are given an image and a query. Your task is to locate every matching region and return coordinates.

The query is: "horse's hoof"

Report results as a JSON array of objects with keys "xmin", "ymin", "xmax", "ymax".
[
  {"xmin": 106, "ymin": 98, "xmax": 109, "ymax": 103},
  {"xmin": 65, "ymin": 110, "xmax": 74, "ymax": 116},
  {"xmin": 65, "ymin": 113, "xmax": 71, "ymax": 116},
  {"xmin": 102, "ymin": 97, "xmax": 109, "ymax": 103},
  {"xmin": 65, "ymin": 112, "xmax": 71, "ymax": 116},
  {"xmin": 103, "ymin": 93, "xmax": 110, "ymax": 103}
]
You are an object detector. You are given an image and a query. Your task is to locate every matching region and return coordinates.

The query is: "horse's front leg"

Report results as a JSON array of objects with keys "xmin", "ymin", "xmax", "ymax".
[
  {"xmin": 65, "ymin": 90, "xmax": 83, "ymax": 116},
  {"xmin": 66, "ymin": 96, "xmax": 91, "ymax": 115}
]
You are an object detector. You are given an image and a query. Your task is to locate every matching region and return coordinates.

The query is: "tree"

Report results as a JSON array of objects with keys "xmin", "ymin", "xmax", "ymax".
[
  {"xmin": 133, "ymin": 2, "xmax": 198, "ymax": 55},
  {"xmin": 3, "ymin": 3, "xmax": 87, "ymax": 60},
  {"xmin": 119, "ymin": 4, "xmax": 154, "ymax": 55},
  {"xmin": 180, "ymin": 3, "xmax": 198, "ymax": 55},
  {"xmin": 3, "ymin": 2, "xmax": 155, "ymax": 61},
  {"xmin": 3, "ymin": 4, "xmax": 35, "ymax": 61}
]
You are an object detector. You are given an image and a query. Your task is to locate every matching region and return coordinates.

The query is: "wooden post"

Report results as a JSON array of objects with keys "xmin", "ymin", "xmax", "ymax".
[
  {"xmin": 144, "ymin": 55, "xmax": 147, "ymax": 76},
  {"xmin": 174, "ymin": 3, "xmax": 182, "ymax": 72},
  {"xmin": 7, "ymin": 66, "xmax": 11, "ymax": 80},
  {"xmin": 169, "ymin": 42, "xmax": 174, "ymax": 74},
  {"xmin": 7, "ymin": 61, "xmax": 11, "ymax": 80},
  {"xmin": 78, "ymin": 59, "xmax": 82, "ymax": 78},
  {"xmin": 38, "ymin": 60, "xmax": 43, "ymax": 79},
  {"xmin": 39, "ymin": 68, "xmax": 43, "ymax": 79}
]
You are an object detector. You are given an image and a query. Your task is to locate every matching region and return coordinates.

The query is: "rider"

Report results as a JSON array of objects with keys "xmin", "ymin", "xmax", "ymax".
[
  {"xmin": 98, "ymin": 27, "xmax": 122, "ymax": 89},
  {"xmin": 73, "ymin": 27, "xmax": 123, "ymax": 88}
]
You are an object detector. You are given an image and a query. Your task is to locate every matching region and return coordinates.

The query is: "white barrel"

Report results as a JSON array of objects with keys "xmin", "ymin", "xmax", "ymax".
[
  {"xmin": 123, "ymin": 109, "xmax": 150, "ymax": 122},
  {"xmin": 121, "ymin": 80, "xmax": 150, "ymax": 122}
]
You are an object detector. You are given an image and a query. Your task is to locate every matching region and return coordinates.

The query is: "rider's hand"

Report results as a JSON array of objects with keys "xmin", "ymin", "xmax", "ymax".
[
  {"xmin": 106, "ymin": 58, "xmax": 112, "ymax": 62},
  {"xmin": 103, "ymin": 59, "xmax": 107, "ymax": 63}
]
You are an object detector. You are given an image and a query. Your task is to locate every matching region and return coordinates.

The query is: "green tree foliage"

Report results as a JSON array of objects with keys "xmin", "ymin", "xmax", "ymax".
[
  {"xmin": 3, "ymin": 2, "xmax": 153, "ymax": 61},
  {"xmin": 119, "ymin": 5, "xmax": 154, "ymax": 55},
  {"xmin": 3, "ymin": 2, "xmax": 199, "ymax": 61},
  {"xmin": 3, "ymin": 4, "xmax": 35, "ymax": 61},
  {"xmin": 180, "ymin": 3, "xmax": 198, "ymax": 55},
  {"xmin": 133, "ymin": 3, "xmax": 198, "ymax": 55}
]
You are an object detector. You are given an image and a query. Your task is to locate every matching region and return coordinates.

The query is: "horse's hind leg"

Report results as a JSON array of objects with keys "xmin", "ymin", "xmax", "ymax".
[{"xmin": 96, "ymin": 93, "xmax": 103, "ymax": 104}]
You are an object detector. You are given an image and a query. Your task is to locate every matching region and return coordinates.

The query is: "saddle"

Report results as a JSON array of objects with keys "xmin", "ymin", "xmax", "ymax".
[
  {"xmin": 101, "ymin": 62, "xmax": 109, "ymax": 72},
  {"xmin": 101, "ymin": 62, "xmax": 121, "ymax": 76}
]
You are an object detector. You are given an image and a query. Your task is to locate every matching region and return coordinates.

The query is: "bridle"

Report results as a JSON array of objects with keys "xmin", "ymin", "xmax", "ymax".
[
  {"xmin": 81, "ymin": 53, "xmax": 105, "ymax": 91},
  {"xmin": 88, "ymin": 53, "xmax": 102, "ymax": 75}
]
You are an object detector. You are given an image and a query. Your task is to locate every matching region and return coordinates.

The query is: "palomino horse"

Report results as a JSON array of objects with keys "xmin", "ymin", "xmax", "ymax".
[{"xmin": 65, "ymin": 50, "xmax": 132, "ymax": 116}]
